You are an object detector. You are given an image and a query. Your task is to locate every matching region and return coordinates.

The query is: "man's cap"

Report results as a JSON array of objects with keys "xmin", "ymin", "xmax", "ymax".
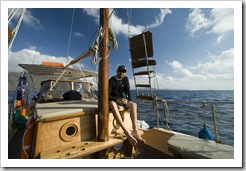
[{"xmin": 117, "ymin": 65, "xmax": 127, "ymax": 71}]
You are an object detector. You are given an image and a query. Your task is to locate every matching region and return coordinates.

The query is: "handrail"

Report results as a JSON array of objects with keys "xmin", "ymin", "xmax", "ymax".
[
  {"xmin": 166, "ymin": 101, "xmax": 234, "ymax": 105},
  {"xmin": 154, "ymin": 100, "xmax": 234, "ymax": 144}
]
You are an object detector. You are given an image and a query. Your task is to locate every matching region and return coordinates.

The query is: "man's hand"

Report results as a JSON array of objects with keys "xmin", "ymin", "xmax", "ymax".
[{"xmin": 117, "ymin": 98, "xmax": 128, "ymax": 104}]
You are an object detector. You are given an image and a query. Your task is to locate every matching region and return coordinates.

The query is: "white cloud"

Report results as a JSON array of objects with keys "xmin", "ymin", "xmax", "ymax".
[
  {"xmin": 216, "ymin": 34, "xmax": 224, "ymax": 44},
  {"xmin": 128, "ymin": 48, "xmax": 234, "ymax": 90},
  {"xmin": 23, "ymin": 10, "xmax": 43, "ymax": 30},
  {"xmin": 185, "ymin": 8, "xmax": 234, "ymax": 44},
  {"xmin": 185, "ymin": 8, "xmax": 213, "ymax": 36},
  {"xmin": 168, "ymin": 61, "xmax": 193, "ymax": 77},
  {"xmin": 209, "ymin": 8, "xmax": 234, "ymax": 34},
  {"xmin": 83, "ymin": 8, "xmax": 171, "ymax": 37},
  {"xmin": 8, "ymin": 9, "xmax": 43, "ymax": 31},
  {"xmin": 8, "ymin": 49, "xmax": 85, "ymax": 72},
  {"xmin": 82, "ymin": 8, "xmax": 99, "ymax": 24},
  {"xmin": 162, "ymin": 48, "xmax": 234, "ymax": 90},
  {"xmin": 149, "ymin": 8, "xmax": 172, "ymax": 29},
  {"xmin": 191, "ymin": 48, "xmax": 234, "ymax": 73},
  {"xmin": 74, "ymin": 32, "xmax": 84, "ymax": 38}
]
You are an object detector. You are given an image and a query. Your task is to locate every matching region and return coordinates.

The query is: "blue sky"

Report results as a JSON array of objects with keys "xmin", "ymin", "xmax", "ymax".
[{"xmin": 5, "ymin": 2, "xmax": 241, "ymax": 90}]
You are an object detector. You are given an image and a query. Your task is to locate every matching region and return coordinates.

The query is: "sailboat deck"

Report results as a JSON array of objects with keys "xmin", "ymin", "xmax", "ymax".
[
  {"xmin": 36, "ymin": 99, "xmax": 98, "ymax": 121},
  {"xmin": 167, "ymin": 134, "xmax": 234, "ymax": 159}
]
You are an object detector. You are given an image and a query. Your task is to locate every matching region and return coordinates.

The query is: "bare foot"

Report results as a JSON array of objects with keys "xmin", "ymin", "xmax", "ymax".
[
  {"xmin": 125, "ymin": 132, "xmax": 137, "ymax": 146},
  {"xmin": 131, "ymin": 130, "xmax": 145, "ymax": 143}
]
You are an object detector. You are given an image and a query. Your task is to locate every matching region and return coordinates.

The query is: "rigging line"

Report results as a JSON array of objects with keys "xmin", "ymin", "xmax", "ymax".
[
  {"xmin": 87, "ymin": 9, "xmax": 111, "ymax": 50},
  {"xmin": 76, "ymin": 63, "xmax": 94, "ymax": 93},
  {"xmin": 31, "ymin": 9, "xmax": 49, "ymax": 65},
  {"xmin": 126, "ymin": 8, "xmax": 131, "ymax": 38},
  {"xmin": 94, "ymin": 9, "xmax": 115, "ymax": 51},
  {"xmin": 96, "ymin": 9, "xmax": 115, "ymax": 54},
  {"xmin": 87, "ymin": 9, "xmax": 92, "ymax": 49},
  {"xmin": 8, "ymin": 8, "xmax": 15, "ymax": 19},
  {"xmin": 142, "ymin": 8, "xmax": 150, "ymax": 31},
  {"xmin": 91, "ymin": 8, "xmax": 114, "ymax": 66},
  {"xmin": 8, "ymin": 8, "xmax": 19, "ymax": 23},
  {"xmin": 66, "ymin": 8, "xmax": 75, "ymax": 65},
  {"xmin": 100, "ymin": 8, "xmax": 115, "ymax": 34},
  {"xmin": 8, "ymin": 8, "xmax": 26, "ymax": 53},
  {"xmin": 24, "ymin": 9, "xmax": 49, "ymax": 102},
  {"xmin": 153, "ymin": 65, "xmax": 160, "ymax": 93},
  {"xmin": 90, "ymin": 9, "xmax": 114, "ymax": 72}
]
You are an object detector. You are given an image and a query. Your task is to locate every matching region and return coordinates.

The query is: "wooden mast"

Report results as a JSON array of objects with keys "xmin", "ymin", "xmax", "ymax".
[{"xmin": 98, "ymin": 8, "xmax": 109, "ymax": 142}]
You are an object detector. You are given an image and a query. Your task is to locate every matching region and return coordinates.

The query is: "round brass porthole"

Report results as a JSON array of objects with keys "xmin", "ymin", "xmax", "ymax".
[{"xmin": 60, "ymin": 121, "xmax": 80, "ymax": 142}]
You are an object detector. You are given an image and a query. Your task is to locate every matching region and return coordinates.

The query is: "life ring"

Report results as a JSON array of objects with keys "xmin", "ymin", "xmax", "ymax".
[
  {"xmin": 16, "ymin": 99, "xmax": 27, "ymax": 117},
  {"xmin": 21, "ymin": 115, "xmax": 35, "ymax": 159}
]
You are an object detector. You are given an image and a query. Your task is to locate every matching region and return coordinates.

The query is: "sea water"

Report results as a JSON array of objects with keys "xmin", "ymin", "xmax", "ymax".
[
  {"xmin": 8, "ymin": 90, "xmax": 234, "ymax": 146},
  {"xmin": 132, "ymin": 90, "xmax": 234, "ymax": 146}
]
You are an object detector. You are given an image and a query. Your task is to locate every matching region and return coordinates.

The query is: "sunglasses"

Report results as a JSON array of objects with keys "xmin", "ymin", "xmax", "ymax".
[{"xmin": 118, "ymin": 69, "xmax": 126, "ymax": 73}]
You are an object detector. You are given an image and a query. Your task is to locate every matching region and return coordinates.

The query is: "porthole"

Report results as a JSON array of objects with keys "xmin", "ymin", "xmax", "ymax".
[
  {"xmin": 60, "ymin": 121, "xmax": 80, "ymax": 142},
  {"xmin": 66, "ymin": 126, "xmax": 76, "ymax": 136}
]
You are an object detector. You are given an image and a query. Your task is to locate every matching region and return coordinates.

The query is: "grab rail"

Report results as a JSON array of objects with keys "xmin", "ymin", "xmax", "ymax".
[{"xmin": 157, "ymin": 100, "xmax": 234, "ymax": 144}]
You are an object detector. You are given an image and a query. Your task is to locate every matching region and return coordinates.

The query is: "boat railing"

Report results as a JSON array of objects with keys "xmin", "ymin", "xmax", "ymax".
[
  {"xmin": 139, "ymin": 97, "xmax": 234, "ymax": 144},
  {"xmin": 166, "ymin": 101, "xmax": 233, "ymax": 143}
]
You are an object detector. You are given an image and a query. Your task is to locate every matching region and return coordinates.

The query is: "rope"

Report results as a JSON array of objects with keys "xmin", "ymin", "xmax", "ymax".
[
  {"xmin": 50, "ymin": 68, "xmax": 68, "ymax": 90},
  {"xmin": 126, "ymin": 8, "xmax": 131, "ymax": 38},
  {"xmin": 8, "ymin": 8, "xmax": 15, "ymax": 20},
  {"xmin": 101, "ymin": 8, "xmax": 115, "ymax": 32},
  {"xmin": 31, "ymin": 9, "xmax": 48, "ymax": 65},
  {"xmin": 163, "ymin": 101, "xmax": 170, "ymax": 130},
  {"xmin": 66, "ymin": 8, "xmax": 75, "ymax": 65},
  {"xmin": 152, "ymin": 94, "xmax": 159, "ymax": 128},
  {"xmin": 8, "ymin": 8, "xmax": 19, "ymax": 23},
  {"xmin": 142, "ymin": 8, "xmax": 150, "ymax": 31},
  {"xmin": 77, "ymin": 63, "xmax": 95, "ymax": 97},
  {"xmin": 202, "ymin": 101, "xmax": 207, "ymax": 127},
  {"xmin": 91, "ymin": 26, "xmax": 103, "ymax": 65},
  {"xmin": 8, "ymin": 8, "xmax": 26, "ymax": 53},
  {"xmin": 109, "ymin": 28, "xmax": 118, "ymax": 49},
  {"xmin": 90, "ymin": 9, "xmax": 115, "ymax": 73}
]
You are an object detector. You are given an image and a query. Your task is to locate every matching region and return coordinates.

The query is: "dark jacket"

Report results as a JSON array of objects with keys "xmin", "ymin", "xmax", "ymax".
[{"xmin": 109, "ymin": 76, "xmax": 131, "ymax": 102}]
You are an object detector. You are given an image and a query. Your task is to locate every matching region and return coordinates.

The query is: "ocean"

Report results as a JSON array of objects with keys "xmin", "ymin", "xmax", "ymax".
[
  {"xmin": 131, "ymin": 90, "xmax": 234, "ymax": 146},
  {"xmin": 8, "ymin": 89, "xmax": 234, "ymax": 146}
]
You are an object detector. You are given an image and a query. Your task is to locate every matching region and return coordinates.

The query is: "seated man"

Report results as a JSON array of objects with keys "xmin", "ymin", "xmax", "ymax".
[{"xmin": 109, "ymin": 65, "xmax": 145, "ymax": 146}]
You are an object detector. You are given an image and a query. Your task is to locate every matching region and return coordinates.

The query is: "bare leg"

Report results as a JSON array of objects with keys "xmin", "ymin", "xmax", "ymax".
[
  {"xmin": 109, "ymin": 101, "xmax": 137, "ymax": 146},
  {"xmin": 126, "ymin": 101, "xmax": 145, "ymax": 143}
]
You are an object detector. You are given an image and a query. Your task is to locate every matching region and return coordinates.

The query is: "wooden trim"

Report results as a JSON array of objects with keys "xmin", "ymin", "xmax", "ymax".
[
  {"xmin": 135, "ymin": 84, "xmax": 151, "ymax": 88},
  {"xmin": 133, "ymin": 71, "xmax": 155, "ymax": 76},
  {"xmin": 40, "ymin": 137, "xmax": 124, "ymax": 159},
  {"xmin": 129, "ymin": 31, "xmax": 153, "ymax": 60},
  {"xmin": 132, "ymin": 59, "xmax": 156, "ymax": 68},
  {"xmin": 32, "ymin": 121, "xmax": 43, "ymax": 158}
]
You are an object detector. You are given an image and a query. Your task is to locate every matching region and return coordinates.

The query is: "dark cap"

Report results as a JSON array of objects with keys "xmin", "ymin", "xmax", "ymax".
[{"xmin": 117, "ymin": 65, "xmax": 126, "ymax": 71}]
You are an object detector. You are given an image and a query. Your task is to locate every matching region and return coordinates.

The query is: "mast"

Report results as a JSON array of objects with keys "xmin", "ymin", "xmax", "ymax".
[{"xmin": 98, "ymin": 8, "xmax": 109, "ymax": 142}]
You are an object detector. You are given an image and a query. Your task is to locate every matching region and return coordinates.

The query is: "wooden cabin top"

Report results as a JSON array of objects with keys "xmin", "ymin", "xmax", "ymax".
[
  {"xmin": 36, "ymin": 99, "xmax": 98, "ymax": 121},
  {"xmin": 36, "ymin": 98, "xmax": 126, "ymax": 122}
]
